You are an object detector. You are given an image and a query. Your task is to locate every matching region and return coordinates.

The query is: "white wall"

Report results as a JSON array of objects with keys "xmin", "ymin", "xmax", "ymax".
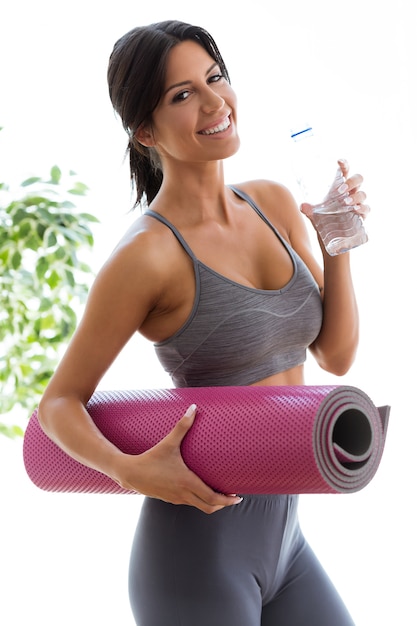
[{"xmin": 1, "ymin": 1, "xmax": 416, "ymax": 624}]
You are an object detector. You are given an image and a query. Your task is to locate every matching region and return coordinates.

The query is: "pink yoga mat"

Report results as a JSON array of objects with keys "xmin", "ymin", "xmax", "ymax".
[{"xmin": 23, "ymin": 385, "xmax": 389, "ymax": 495}]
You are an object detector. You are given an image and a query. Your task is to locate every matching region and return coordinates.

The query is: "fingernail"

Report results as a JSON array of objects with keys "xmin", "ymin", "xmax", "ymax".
[
  {"xmin": 344, "ymin": 196, "xmax": 354, "ymax": 205},
  {"xmin": 338, "ymin": 183, "xmax": 349, "ymax": 195},
  {"xmin": 227, "ymin": 493, "xmax": 243, "ymax": 503},
  {"xmin": 185, "ymin": 404, "xmax": 197, "ymax": 417}
]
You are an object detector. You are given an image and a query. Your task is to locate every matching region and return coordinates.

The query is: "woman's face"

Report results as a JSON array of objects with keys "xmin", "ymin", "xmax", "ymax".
[{"xmin": 142, "ymin": 40, "xmax": 239, "ymax": 165}]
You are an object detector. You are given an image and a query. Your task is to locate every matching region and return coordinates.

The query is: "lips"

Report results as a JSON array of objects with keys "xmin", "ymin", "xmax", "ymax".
[{"xmin": 198, "ymin": 116, "xmax": 231, "ymax": 135}]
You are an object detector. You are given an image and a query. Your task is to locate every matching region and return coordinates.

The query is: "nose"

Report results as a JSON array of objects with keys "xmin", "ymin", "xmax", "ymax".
[{"xmin": 201, "ymin": 86, "xmax": 224, "ymax": 114}]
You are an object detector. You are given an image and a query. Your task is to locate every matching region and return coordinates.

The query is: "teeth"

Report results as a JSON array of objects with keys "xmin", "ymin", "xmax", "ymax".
[{"xmin": 200, "ymin": 117, "xmax": 230, "ymax": 135}]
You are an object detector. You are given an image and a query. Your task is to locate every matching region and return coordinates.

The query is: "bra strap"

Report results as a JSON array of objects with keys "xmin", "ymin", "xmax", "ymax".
[
  {"xmin": 144, "ymin": 209, "xmax": 197, "ymax": 260},
  {"xmin": 228, "ymin": 185, "xmax": 289, "ymax": 249}
]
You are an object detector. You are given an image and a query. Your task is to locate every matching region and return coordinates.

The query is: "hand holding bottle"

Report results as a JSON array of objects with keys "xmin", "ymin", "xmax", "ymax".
[
  {"xmin": 300, "ymin": 159, "xmax": 370, "ymax": 255},
  {"xmin": 290, "ymin": 125, "xmax": 370, "ymax": 256}
]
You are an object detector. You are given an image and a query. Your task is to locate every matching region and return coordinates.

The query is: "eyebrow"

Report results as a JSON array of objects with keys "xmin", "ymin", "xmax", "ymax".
[{"xmin": 164, "ymin": 61, "xmax": 219, "ymax": 95}]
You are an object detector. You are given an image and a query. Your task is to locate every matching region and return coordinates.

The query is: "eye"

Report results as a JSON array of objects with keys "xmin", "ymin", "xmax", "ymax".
[
  {"xmin": 172, "ymin": 89, "xmax": 191, "ymax": 103},
  {"xmin": 208, "ymin": 73, "xmax": 224, "ymax": 84}
]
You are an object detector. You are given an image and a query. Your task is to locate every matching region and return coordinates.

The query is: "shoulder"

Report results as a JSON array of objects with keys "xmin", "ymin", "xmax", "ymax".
[
  {"xmin": 90, "ymin": 212, "xmax": 181, "ymax": 312},
  {"xmin": 233, "ymin": 178, "xmax": 294, "ymax": 203},
  {"xmin": 110, "ymin": 210, "xmax": 183, "ymax": 273}
]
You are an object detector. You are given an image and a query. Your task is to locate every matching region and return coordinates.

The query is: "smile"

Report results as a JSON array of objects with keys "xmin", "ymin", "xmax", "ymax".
[{"xmin": 199, "ymin": 116, "xmax": 231, "ymax": 135}]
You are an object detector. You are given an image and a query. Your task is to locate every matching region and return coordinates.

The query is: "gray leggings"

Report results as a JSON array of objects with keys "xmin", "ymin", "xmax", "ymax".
[{"xmin": 128, "ymin": 494, "xmax": 355, "ymax": 625}]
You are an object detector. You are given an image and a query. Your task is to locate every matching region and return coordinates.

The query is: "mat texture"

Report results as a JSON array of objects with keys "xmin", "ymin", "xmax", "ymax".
[{"xmin": 23, "ymin": 385, "xmax": 389, "ymax": 495}]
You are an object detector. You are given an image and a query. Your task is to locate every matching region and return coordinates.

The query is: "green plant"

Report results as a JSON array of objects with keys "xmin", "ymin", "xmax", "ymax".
[{"xmin": 0, "ymin": 155, "xmax": 98, "ymax": 438}]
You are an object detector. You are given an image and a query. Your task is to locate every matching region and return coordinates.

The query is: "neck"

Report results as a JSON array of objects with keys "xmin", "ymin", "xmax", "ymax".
[{"xmin": 153, "ymin": 159, "xmax": 230, "ymax": 223}]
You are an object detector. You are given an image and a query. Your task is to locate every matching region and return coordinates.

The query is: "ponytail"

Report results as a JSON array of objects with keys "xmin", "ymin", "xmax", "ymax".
[{"xmin": 127, "ymin": 136, "xmax": 163, "ymax": 209}]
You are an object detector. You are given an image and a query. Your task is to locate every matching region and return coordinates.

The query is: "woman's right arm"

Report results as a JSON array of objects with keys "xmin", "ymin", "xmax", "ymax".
[
  {"xmin": 38, "ymin": 227, "xmax": 241, "ymax": 513},
  {"xmin": 38, "ymin": 231, "xmax": 156, "ymax": 475}
]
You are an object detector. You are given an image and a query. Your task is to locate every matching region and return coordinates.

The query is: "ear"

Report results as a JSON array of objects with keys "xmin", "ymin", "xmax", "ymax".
[{"xmin": 135, "ymin": 123, "xmax": 155, "ymax": 147}]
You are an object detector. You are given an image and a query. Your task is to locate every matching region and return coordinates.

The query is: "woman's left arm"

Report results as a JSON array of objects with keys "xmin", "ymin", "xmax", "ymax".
[
  {"xmin": 303, "ymin": 160, "xmax": 370, "ymax": 374},
  {"xmin": 309, "ymin": 249, "xmax": 359, "ymax": 375}
]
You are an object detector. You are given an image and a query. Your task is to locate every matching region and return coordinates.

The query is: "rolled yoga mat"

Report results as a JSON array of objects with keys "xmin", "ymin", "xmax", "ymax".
[{"xmin": 23, "ymin": 385, "xmax": 390, "ymax": 495}]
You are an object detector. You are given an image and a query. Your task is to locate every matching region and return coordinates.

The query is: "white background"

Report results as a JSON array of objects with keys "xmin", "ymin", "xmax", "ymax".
[{"xmin": 1, "ymin": 1, "xmax": 416, "ymax": 624}]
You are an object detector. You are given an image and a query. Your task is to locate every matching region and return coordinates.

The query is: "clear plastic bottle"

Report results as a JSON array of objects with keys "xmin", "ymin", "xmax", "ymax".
[{"xmin": 290, "ymin": 125, "xmax": 368, "ymax": 256}]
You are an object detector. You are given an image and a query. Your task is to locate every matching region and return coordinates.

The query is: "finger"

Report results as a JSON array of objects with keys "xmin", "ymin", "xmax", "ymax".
[
  {"xmin": 167, "ymin": 404, "xmax": 197, "ymax": 444},
  {"xmin": 194, "ymin": 500, "xmax": 241, "ymax": 514},
  {"xmin": 164, "ymin": 468, "xmax": 242, "ymax": 513},
  {"xmin": 190, "ymin": 488, "xmax": 243, "ymax": 514},
  {"xmin": 300, "ymin": 202, "xmax": 314, "ymax": 218},
  {"xmin": 344, "ymin": 190, "xmax": 367, "ymax": 207},
  {"xmin": 169, "ymin": 468, "xmax": 243, "ymax": 513},
  {"xmin": 182, "ymin": 464, "xmax": 243, "ymax": 512},
  {"xmin": 337, "ymin": 158, "xmax": 349, "ymax": 178},
  {"xmin": 184, "ymin": 403, "xmax": 197, "ymax": 419},
  {"xmin": 353, "ymin": 203, "xmax": 371, "ymax": 219},
  {"xmin": 345, "ymin": 173, "xmax": 364, "ymax": 193}
]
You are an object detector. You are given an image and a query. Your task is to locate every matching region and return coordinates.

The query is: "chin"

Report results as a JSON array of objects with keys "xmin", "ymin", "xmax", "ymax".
[{"xmin": 224, "ymin": 135, "xmax": 241, "ymax": 159}]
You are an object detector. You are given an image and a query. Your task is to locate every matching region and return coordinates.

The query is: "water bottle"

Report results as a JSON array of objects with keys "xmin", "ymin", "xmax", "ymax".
[{"xmin": 290, "ymin": 125, "xmax": 368, "ymax": 256}]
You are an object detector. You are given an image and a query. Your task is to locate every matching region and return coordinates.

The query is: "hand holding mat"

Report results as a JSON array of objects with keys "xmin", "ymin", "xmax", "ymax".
[{"xmin": 23, "ymin": 385, "xmax": 389, "ymax": 495}]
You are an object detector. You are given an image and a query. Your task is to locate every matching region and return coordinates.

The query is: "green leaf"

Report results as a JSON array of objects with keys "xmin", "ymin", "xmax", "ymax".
[
  {"xmin": 18, "ymin": 221, "xmax": 32, "ymax": 238},
  {"xmin": 54, "ymin": 246, "xmax": 66, "ymax": 260},
  {"xmin": 39, "ymin": 297, "xmax": 52, "ymax": 312},
  {"xmin": 0, "ymin": 248, "xmax": 9, "ymax": 264},
  {"xmin": 11, "ymin": 250, "xmax": 22, "ymax": 270},
  {"xmin": 79, "ymin": 212, "xmax": 100, "ymax": 223},
  {"xmin": 68, "ymin": 182, "xmax": 89, "ymax": 196},
  {"xmin": 46, "ymin": 230, "xmax": 57, "ymax": 248},
  {"xmin": 46, "ymin": 269, "xmax": 60, "ymax": 289},
  {"xmin": 12, "ymin": 208, "xmax": 29, "ymax": 225},
  {"xmin": 39, "ymin": 313, "xmax": 57, "ymax": 329},
  {"xmin": 64, "ymin": 269, "xmax": 75, "ymax": 288},
  {"xmin": 58, "ymin": 226, "xmax": 84, "ymax": 244},
  {"xmin": 0, "ymin": 423, "xmax": 25, "ymax": 439},
  {"xmin": 36, "ymin": 222, "xmax": 47, "ymax": 240},
  {"xmin": 49, "ymin": 165, "xmax": 62, "ymax": 184},
  {"xmin": 21, "ymin": 176, "xmax": 42, "ymax": 187},
  {"xmin": 60, "ymin": 200, "xmax": 76, "ymax": 210},
  {"xmin": 36, "ymin": 256, "xmax": 49, "ymax": 279},
  {"xmin": 25, "ymin": 234, "xmax": 41, "ymax": 251},
  {"xmin": 19, "ymin": 363, "xmax": 33, "ymax": 377}
]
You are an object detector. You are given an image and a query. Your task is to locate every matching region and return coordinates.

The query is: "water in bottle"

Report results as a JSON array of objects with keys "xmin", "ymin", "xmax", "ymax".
[{"xmin": 290, "ymin": 125, "xmax": 368, "ymax": 256}]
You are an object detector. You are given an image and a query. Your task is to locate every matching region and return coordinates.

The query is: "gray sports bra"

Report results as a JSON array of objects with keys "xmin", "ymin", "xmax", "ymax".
[{"xmin": 145, "ymin": 186, "xmax": 323, "ymax": 387}]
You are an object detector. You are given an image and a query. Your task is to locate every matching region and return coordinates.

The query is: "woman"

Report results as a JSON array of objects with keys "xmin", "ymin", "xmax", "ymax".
[{"xmin": 38, "ymin": 20, "xmax": 369, "ymax": 625}]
